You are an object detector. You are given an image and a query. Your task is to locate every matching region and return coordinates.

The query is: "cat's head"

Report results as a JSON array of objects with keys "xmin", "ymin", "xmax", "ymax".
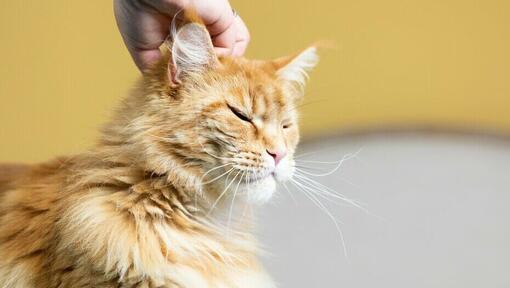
[{"xmin": 132, "ymin": 21, "xmax": 317, "ymax": 205}]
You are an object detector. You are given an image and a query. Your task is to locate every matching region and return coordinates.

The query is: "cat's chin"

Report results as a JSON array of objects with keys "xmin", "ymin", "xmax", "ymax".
[
  {"xmin": 242, "ymin": 158, "xmax": 295, "ymax": 205},
  {"xmin": 243, "ymin": 176, "xmax": 277, "ymax": 205},
  {"xmin": 273, "ymin": 157, "xmax": 295, "ymax": 182}
]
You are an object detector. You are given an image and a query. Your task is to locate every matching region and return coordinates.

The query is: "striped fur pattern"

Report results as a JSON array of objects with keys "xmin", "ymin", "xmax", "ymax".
[{"xmin": 0, "ymin": 18, "xmax": 317, "ymax": 287}]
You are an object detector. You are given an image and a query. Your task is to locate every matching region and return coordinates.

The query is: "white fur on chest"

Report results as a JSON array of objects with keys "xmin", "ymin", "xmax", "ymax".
[{"xmin": 151, "ymin": 222, "xmax": 275, "ymax": 288}]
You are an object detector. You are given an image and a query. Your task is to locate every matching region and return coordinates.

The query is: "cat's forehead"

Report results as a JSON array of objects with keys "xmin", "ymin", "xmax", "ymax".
[{"xmin": 226, "ymin": 72, "xmax": 288, "ymax": 117}]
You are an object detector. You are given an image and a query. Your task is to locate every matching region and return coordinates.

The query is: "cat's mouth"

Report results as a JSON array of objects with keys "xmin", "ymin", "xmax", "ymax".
[{"xmin": 243, "ymin": 173, "xmax": 275, "ymax": 184}]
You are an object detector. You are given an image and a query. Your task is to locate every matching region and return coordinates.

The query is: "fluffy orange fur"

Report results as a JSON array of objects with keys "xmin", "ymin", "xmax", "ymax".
[{"xmin": 0, "ymin": 17, "xmax": 317, "ymax": 287}]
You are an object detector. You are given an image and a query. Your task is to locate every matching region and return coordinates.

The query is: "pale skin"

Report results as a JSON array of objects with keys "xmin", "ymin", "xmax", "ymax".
[{"xmin": 114, "ymin": 0, "xmax": 250, "ymax": 71}]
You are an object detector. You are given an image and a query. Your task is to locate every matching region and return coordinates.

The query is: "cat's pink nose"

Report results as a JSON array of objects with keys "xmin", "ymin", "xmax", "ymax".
[{"xmin": 266, "ymin": 149, "xmax": 287, "ymax": 166}]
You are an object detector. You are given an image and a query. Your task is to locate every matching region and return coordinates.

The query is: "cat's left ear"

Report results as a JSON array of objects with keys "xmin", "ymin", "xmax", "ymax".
[
  {"xmin": 273, "ymin": 46, "xmax": 319, "ymax": 89},
  {"xmin": 166, "ymin": 22, "xmax": 219, "ymax": 85}
]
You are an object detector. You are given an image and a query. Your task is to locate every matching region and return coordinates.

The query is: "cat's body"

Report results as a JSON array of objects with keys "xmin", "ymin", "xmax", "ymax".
[
  {"xmin": 0, "ymin": 15, "xmax": 317, "ymax": 287},
  {"xmin": 0, "ymin": 155, "xmax": 271, "ymax": 287}
]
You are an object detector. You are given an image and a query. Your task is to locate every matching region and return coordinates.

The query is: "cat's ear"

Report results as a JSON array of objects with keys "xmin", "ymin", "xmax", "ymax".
[
  {"xmin": 274, "ymin": 46, "xmax": 319, "ymax": 89},
  {"xmin": 166, "ymin": 22, "xmax": 218, "ymax": 85}
]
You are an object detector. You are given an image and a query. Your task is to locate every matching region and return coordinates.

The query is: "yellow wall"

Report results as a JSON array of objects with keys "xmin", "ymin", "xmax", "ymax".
[{"xmin": 1, "ymin": 0, "xmax": 510, "ymax": 162}]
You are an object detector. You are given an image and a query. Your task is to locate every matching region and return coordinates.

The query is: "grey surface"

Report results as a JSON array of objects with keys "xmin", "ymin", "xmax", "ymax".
[{"xmin": 258, "ymin": 133, "xmax": 510, "ymax": 288}]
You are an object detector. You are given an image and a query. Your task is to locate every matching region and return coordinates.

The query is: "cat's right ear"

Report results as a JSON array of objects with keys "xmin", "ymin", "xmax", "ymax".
[{"xmin": 166, "ymin": 23, "xmax": 219, "ymax": 86}]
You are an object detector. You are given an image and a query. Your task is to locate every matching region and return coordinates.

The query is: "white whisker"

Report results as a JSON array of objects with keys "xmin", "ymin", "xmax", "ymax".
[
  {"xmin": 294, "ymin": 150, "xmax": 321, "ymax": 159},
  {"xmin": 294, "ymin": 148, "xmax": 362, "ymax": 177},
  {"xmin": 293, "ymin": 171, "xmax": 383, "ymax": 220},
  {"xmin": 201, "ymin": 163, "xmax": 234, "ymax": 183},
  {"xmin": 202, "ymin": 167, "xmax": 235, "ymax": 185},
  {"xmin": 208, "ymin": 170, "xmax": 241, "ymax": 215},
  {"xmin": 296, "ymin": 160, "xmax": 346, "ymax": 164},
  {"xmin": 290, "ymin": 179, "xmax": 349, "ymax": 261},
  {"xmin": 227, "ymin": 170, "xmax": 246, "ymax": 235},
  {"xmin": 282, "ymin": 182, "xmax": 297, "ymax": 205},
  {"xmin": 293, "ymin": 171, "xmax": 367, "ymax": 210},
  {"xmin": 292, "ymin": 174, "xmax": 344, "ymax": 205}
]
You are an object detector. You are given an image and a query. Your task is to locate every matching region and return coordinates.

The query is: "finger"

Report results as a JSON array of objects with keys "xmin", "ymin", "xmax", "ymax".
[
  {"xmin": 199, "ymin": 1, "xmax": 237, "ymax": 55},
  {"xmin": 133, "ymin": 49, "xmax": 162, "ymax": 71},
  {"xmin": 114, "ymin": 0, "xmax": 169, "ymax": 71},
  {"xmin": 201, "ymin": 1, "xmax": 235, "ymax": 36},
  {"xmin": 231, "ymin": 16, "xmax": 250, "ymax": 57},
  {"xmin": 231, "ymin": 38, "xmax": 249, "ymax": 57},
  {"xmin": 211, "ymin": 23, "xmax": 237, "ymax": 56}
]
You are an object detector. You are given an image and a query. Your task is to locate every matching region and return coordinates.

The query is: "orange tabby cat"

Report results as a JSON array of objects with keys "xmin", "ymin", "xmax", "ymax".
[{"xmin": 0, "ymin": 15, "xmax": 318, "ymax": 287}]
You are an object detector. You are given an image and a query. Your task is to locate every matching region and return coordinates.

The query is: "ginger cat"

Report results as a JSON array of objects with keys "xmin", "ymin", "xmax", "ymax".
[{"xmin": 0, "ymin": 16, "xmax": 318, "ymax": 287}]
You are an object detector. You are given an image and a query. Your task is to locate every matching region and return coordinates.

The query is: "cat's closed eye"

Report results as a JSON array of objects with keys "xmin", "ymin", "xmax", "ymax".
[
  {"xmin": 282, "ymin": 120, "xmax": 292, "ymax": 129},
  {"xmin": 228, "ymin": 104, "xmax": 251, "ymax": 123}
]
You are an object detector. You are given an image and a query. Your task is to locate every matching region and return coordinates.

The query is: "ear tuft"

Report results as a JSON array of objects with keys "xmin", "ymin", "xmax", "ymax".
[
  {"xmin": 276, "ymin": 47, "xmax": 319, "ymax": 87},
  {"xmin": 167, "ymin": 22, "xmax": 217, "ymax": 84}
]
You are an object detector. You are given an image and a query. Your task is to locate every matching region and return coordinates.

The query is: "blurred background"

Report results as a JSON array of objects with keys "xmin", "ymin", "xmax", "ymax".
[{"xmin": 1, "ymin": 1, "xmax": 509, "ymax": 287}]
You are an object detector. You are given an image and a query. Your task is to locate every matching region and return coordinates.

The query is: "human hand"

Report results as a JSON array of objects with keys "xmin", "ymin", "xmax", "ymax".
[{"xmin": 114, "ymin": 0, "xmax": 250, "ymax": 71}]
